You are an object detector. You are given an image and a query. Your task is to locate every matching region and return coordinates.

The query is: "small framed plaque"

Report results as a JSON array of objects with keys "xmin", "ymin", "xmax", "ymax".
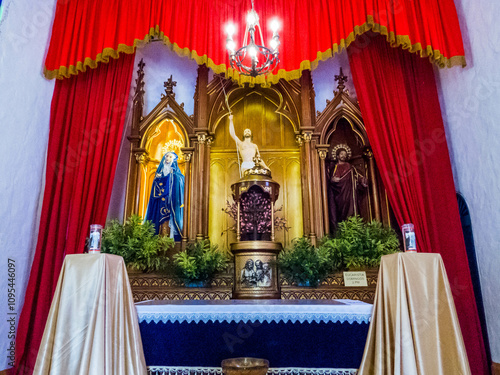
[{"xmin": 343, "ymin": 271, "xmax": 368, "ymax": 287}]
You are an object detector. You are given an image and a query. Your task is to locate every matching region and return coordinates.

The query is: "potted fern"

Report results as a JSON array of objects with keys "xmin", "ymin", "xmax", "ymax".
[
  {"xmin": 100, "ymin": 214, "xmax": 173, "ymax": 272},
  {"xmin": 278, "ymin": 237, "xmax": 335, "ymax": 287},
  {"xmin": 173, "ymin": 240, "xmax": 230, "ymax": 286},
  {"xmin": 321, "ymin": 216, "xmax": 401, "ymax": 270}
]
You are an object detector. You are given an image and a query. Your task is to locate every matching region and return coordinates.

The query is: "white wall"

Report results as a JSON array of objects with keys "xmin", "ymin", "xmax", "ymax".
[
  {"xmin": 0, "ymin": 0, "xmax": 57, "ymax": 370},
  {"xmin": 1, "ymin": 0, "xmax": 499, "ymax": 370},
  {"xmin": 312, "ymin": 51, "xmax": 357, "ymax": 112},
  {"xmin": 435, "ymin": 0, "xmax": 500, "ymax": 363}
]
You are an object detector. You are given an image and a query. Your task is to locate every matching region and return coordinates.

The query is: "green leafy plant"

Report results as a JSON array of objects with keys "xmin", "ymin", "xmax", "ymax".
[
  {"xmin": 100, "ymin": 214, "xmax": 173, "ymax": 272},
  {"xmin": 173, "ymin": 240, "xmax": 230, "ymax": 283},
  {"xmin": 278, "ymin": 237, "xmax": 334, "ymax": 287},
  {"xmin": 322, "ymin": 216, "xmax": 401, "ymax": 270}
]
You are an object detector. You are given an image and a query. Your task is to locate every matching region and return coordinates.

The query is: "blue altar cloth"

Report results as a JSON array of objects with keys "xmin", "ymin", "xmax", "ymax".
[{"xmin": 137, "ymin": 300, "xmax": 372, "ymax": 369}]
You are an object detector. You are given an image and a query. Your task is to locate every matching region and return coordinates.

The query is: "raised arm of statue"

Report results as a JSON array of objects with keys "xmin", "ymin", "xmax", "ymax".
[{"xmin": 228, "ymin": 114, "xmax": 241, "ymax": 145}]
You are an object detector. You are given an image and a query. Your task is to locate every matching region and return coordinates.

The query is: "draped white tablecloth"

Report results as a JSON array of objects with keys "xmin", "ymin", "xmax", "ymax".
[
  {"xmin": 136, "ymin": 299, "xmax": 373, "ymax": 324},
  {"xmin": 34, "ymin": 254, "xmax": 147, "ymax": 375},
  {"xmin": 358, "ymin": 253, "xmax": 471, "ymax": 375}
]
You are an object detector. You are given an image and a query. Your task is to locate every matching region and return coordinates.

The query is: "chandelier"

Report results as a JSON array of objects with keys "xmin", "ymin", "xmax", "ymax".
[{"xmin": 225, "ymin": 0, "xmax": 280, "ymax": 77}]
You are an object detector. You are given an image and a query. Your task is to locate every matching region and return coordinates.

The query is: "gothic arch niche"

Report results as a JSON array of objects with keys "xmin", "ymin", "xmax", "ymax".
[
  {"xmin": 125, "ymin": 67, "xmax": 194, "ymax": 240},
  {"xmin": 208, "ymin": 83, "xmax": 303, "ymax": 252},
  {"xmin": 315, "ymin": 69, "xmax": 395, "ymax": 234},
  {"xmin": 136, "ymin": 116, "xmax": 188, "ymax": 219},
  {"xmin": 324, "ymin": 116, "xmax": 371, "ymax": 227}
]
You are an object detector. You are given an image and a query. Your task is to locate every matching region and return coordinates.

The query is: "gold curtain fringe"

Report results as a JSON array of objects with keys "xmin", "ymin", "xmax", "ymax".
[{"xmin": 43, "ymin": 17, "xmax": 466, "ymax": 82}]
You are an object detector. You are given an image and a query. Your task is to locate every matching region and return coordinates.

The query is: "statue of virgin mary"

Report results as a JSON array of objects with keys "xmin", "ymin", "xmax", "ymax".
[{"xmin": 144, "ymin": 151, "xmax": 184, "ymax": 240}]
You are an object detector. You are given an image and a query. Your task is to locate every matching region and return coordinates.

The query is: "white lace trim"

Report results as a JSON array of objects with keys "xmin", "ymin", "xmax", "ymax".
[
  {"xmin": 138, "ymin": 312, "xmax": 370, "ymax": 324},
  {"xmin": 136, "ymin": 299, "xmax": 372, "ymax": 325},
  {"xmin": 147, "ymin": 367, "xmax": 358, "ymax": 375}
]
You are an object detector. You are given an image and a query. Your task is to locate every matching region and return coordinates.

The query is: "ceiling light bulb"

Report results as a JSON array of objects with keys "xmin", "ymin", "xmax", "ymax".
[
  {"xmin": 270, "ymin": 39, "xmax": 278, "ymax": 50},
  {"xmin": 247, "ymin": 10, "xmax": 258, "ymax": 26},
  {"xmin": 225, "ymin": 23, "xmax": 236, "ymax": 36},
  {"xmin": 270, "ymin": 19, "xmax": 280, "ymax": 33},
  {"xmin": 248, "ymin": 46, "xmax": 258, "ymax": 57},
  {"xmin": 226, "ymin": 40, "xmax": 236, "ymax": 52}
]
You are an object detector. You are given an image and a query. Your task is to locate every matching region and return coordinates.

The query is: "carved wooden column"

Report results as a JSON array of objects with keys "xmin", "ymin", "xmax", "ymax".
[
  {"xmin": 296, "ymin": 134, "xmax": 310, "ymax": 236},
  {"xmin": 311, "ymin": 135, "xmax": 324, "ymax": 238},
  {"xmin": 300, "ymin": 69, "xmax": 317, "ymax": 244},
  {"xmin": 302, "ymin": 131, "xmax": 316, "ymax": 244},
  {"xmin": 196, "ymin": 133, "xmax": 207, "ymax": 240},
  {"xmin": 203, "ymin": 135, "xmax": 213, "ymax": 238},
  {"xmin": 124, "ymin": 59, "xmax": 145, "ymax": 220},
  {"xmin": 193, "ymin": 64, "xmax": 209, "ymax": 240},
  {"xmin": 133, "ymin": 152, "xmax": 149, "ymax": 214},
  {"xmin": 181, "ymin": 147, "xmax": 194, "ymax": 248},
  {"xmin": 189, "ymin": 135, "xmax": 199, "ymax": 240},
  {"xmin": 317, "ymin": 145, "xmax": 330, "ymax": 235},
  {"xmin": 364, "ymin": 147, "xmax": 381, "ymax": 222}
]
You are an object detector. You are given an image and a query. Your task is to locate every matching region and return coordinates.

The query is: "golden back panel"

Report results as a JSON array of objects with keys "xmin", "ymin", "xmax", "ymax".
[
  {"xmin": 138, "ymin": 119, "xmax": 186, "ymax": 219},
  {"xmin": 210, "ymin": 91, "xmax": 303, "ymax": 252}
]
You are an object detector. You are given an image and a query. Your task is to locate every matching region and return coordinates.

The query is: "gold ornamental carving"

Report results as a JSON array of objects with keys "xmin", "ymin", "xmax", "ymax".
[
  {"xmin": 197, "ymin": 133, "xmax": 207, "ymax": 144},
  {"xmin": 295, "ymin": 134, "xmax": 304, "ymax": 146},
  {"xmin": 206, "ymin": 135, "xmax": 214, "ymax": 147},
  {"xmin": 363, "ymin": 147, "xmax": 374, "ymax": 159},
  {"xmin": 135, "ymin": 152, "xmax": 150, "ymax": 165},
  {"xmin": 318, "ymin": 149, "xmax": 328, "ymax": 160},
  {"xmin": 302, "ymin": 132, "xmax": 312, "ymax": 142}
]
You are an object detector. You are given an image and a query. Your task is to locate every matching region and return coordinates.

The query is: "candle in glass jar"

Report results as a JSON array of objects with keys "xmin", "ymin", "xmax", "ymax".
[
  {"xmin": 401, "ymin": 223, "xmax": 417, "ymax": 252},
  {"xmin": 89, "ymin": 224, "xmax": 103, "ymax": 254}
]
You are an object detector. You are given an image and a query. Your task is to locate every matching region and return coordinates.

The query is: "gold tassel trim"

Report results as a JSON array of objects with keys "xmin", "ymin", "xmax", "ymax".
[{"xmin": 44, "ymin": 16, "xmax": 466, "ymax": 83}]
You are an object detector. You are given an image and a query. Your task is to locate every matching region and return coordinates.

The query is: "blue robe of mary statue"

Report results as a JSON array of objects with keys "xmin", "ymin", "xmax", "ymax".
[{"xmin": 144, "ymin": 152, "xmax": 184, "ymax": 240}]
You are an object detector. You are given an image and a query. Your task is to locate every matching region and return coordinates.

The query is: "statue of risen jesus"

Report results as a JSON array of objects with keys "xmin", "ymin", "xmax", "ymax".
[{"xmin": 229, "ymin": 114, "xmax": 269, "ymax": 175}]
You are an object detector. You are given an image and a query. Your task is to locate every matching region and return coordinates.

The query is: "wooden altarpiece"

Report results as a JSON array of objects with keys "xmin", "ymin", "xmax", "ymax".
[
  {"xmin": 124, "ymin": 60, "xmax": 383, "ymax": 302},
  {"xmin": 124, "ymin": 59, "xmax": 393, "ymax": 250}
]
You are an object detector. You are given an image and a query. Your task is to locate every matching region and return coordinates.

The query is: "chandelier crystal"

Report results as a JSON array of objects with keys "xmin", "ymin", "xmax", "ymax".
[{"xmin": 225, "ymin": 0, "xmax": 280, "ymax": 77}]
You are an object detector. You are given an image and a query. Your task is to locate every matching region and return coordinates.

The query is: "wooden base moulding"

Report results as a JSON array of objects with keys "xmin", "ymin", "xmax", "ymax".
[{"xmin": 128, "ymin": 268, "xmax": 378, "ymax": 303}]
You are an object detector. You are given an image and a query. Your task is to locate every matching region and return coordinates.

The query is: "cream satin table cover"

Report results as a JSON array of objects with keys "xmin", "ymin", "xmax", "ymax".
[
  {"xmin": 358, "ymin": 252, "xmax": 471, "ymax": 375},
  {"xmin": 34, "ymin": 254, "xmax": 147, "ymax": 375}
]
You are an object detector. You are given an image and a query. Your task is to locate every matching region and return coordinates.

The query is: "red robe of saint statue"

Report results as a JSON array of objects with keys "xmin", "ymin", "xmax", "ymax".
[{"xmin": 328, "ymin": 162, "xmax": 367, "ymax": 232}]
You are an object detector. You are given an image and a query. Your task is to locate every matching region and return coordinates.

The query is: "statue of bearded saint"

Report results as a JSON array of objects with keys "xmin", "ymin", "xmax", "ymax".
[{"xmin": 328, "ymin": 144, "xmax": 368, "ymax": 232}]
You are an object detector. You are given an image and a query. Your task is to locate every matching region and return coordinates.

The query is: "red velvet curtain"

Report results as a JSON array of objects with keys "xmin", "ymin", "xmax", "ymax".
[
  {"xmin": 44, "ymin": 0, "xmax": 465, "ymax": 84},
  {"xmin": 15, "ymin": 54, "xmax": 135, "ymax": 374},
  {"xmin": 348, "ymin": 35, "xmax": 488, "ymax": 375}
]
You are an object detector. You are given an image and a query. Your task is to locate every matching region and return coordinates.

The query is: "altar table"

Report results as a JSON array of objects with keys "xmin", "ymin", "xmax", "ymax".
[
  {"xmin": 358, "ymin": 253, "xmax": 471, "ymax": 375},
  {"xmin": 34, "ymin": 254, "xmax": 147, "ymax": 375},
  {"xmin": 136, "ymin": 299, "xmax": 372, "ymax": 374}
]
